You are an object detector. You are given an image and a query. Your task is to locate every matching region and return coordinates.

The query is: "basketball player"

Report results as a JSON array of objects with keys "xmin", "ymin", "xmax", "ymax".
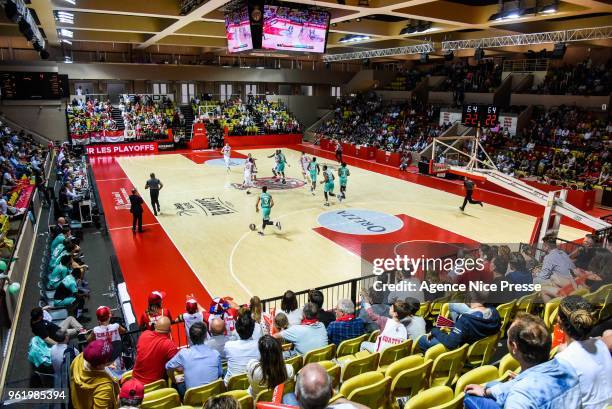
[
  {"xmin": 460, "ymin": 177, "xmax": 483, "ymax": 211},
  {"xmin": 268, "ymin": 150, "xmax": 280, "ymax": 178},
  {"xmin": 308, "ymin": 157, "xmax": 320, "ymax": 195},
  {"xmin": 255, "ymin": 186, "xmax": 281, "ymax": 236},
  {"xmin": 277, "ymin": 149, "xmax": 289, "ymax": 184},
  {"xmin": 322, "ymin": 165, "xmax": 336, "ymax": 206},
  {"xmin": 242, "ymin": 157, "xmax": 254, "ymax": 194},
  {"xmin": 300, "ymin": 152, "xmax": 311, "ymax": 181},
  {"xmin": 338, "ymin": 162, "xmax": 350, "ymax": 202},
  {"xmin": 222, "ymin": 143, "xmax": 231, "ymax": 172},
  {"xmin": 248, "ymin": 153, "xmax": 258, "ymax": 180}
]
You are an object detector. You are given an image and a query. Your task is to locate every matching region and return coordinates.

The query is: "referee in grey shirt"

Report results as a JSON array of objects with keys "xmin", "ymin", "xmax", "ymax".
[{"xmin": 145, "ymin": 173, "xmax": 163, "ymax": 216}]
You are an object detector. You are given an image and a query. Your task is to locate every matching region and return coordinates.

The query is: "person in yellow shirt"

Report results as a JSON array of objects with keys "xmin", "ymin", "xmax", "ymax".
[{"xmin": 70, "ymin": 339, "xmax": 119, "ymax": 409}]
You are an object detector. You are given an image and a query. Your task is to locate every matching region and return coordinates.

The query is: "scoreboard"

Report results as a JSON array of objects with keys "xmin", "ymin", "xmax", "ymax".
[
  {"xmin": 0, "ymin": 72, "xmax": 65, "ymax": 100},
  {"xmin": 461, "ymin": 104, "xmax": 498, "ymax": 128}
]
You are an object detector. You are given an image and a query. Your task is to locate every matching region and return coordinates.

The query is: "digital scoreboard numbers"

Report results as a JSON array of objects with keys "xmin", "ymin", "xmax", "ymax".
[
  {"xmin": 0, "ymin": 72, "xmax": 63, "ymax": 100},
  {"xmin": 461, "ymin": 104, "xmax": 498, "ymax": 128}
]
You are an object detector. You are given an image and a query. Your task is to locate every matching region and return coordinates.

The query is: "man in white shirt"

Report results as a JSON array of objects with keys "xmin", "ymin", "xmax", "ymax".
[
  {"xmin": 50, "ymin": 329, "xmax": 77, "ymax": 373},
  {"xmin": 534, "ymin": 236, "xmax": 575, "ymax": 283},
  {"xmin": 205, "ymin": 318, "xmax": 235, "ymax": 360},
  {"xmin": 223, "ymin": 313, "xmax": 259, "ymax": 384}
]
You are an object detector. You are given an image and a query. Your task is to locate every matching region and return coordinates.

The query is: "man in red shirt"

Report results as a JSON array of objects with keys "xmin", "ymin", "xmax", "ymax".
[{"xmin": 132, "ymin": 316, "xmax": 177, "ymax": 385}]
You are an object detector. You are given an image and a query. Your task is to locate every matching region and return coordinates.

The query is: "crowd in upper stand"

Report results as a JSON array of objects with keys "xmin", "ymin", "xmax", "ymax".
[
  {"xmin": 481, "ymin": 106, "xmax": 610, "ymax": 186},
  {"xmin": 118, "ymin": 95, "xmax": 182, "ymax": 138},
  {"xmin": 67, "ymin": 99, "xmax": 116, "ymax": 134},
  {"xmin": 314, "ymin": 91, "xmax": 446, "ymax": 154},
  {"xmin": 437, "ymin": 59, "xmax": 503, "ymax": 94},
  {"xmin": 531, "ymin": 58, "xmax": 611, "ymax": 96},
  {"xmin": 193, "ymin": 96, "xmax": 301, "ymax": 136}
]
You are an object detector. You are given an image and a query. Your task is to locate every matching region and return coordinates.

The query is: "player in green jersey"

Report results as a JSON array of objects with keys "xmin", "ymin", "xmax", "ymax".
[
  {"xmin": 322, "ymin": 165, "xmax": 336, "ymax": 206},
  {"xmin": 254, "ymin": 186, "xmax": 281, "ymax": 236},
  {"xmin": 338, "ymin": 162, "xmax": 350, "ymax": 202},
  {"xmin": 308, "ymin": 157, "xmax": 320, "ymax": 195}
]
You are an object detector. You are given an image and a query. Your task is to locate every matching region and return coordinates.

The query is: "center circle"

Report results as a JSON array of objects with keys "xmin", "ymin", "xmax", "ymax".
[{"xmin": 317, "ymin": 209, "xmax": 404, "ymax": 236}]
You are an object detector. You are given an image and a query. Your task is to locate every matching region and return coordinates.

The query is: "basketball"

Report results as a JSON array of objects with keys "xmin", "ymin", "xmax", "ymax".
[{"xmin": 249, "ymin": 223, "xmax": 257, "ymax": 231}]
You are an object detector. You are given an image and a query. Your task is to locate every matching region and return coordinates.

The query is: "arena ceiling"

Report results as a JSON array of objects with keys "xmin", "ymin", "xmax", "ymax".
[{"xmin": 1, "ymin": 0, "xmax": 611, "ymax": 60}]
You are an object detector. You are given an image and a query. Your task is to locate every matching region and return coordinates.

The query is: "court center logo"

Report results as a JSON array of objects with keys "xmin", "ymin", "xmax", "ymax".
[
  {"xmin": 231, "ymin": 177, "xmax": 306, "ymax": 191},
  {"xmin": 174, "ymin": 197, "xmax": 237, "ymax": 216},
  {"xmin": 205, "ymin": 158, "xmax": 246, "ymax": 167},
  {"xmin": 317, "ymin": 209, "xmax": 404, "ymax": 235}
]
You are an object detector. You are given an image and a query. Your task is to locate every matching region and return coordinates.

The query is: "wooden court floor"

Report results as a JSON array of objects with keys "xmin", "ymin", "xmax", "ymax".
[{"xmin": 109, "ymin": 147, "xmax": 589, "ymax": 304}]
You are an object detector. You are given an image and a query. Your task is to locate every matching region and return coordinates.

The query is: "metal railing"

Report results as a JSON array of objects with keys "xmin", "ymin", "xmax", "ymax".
[{"xmin": 502, "ymin": 59, "xmax": 549, "ymax": 73}]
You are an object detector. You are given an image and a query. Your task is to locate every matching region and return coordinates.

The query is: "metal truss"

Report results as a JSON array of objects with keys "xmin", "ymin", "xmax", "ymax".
[
  {"xmin": 322, "ymin": 42, "xmax": 434, "ymax": 62},
  {"xmin": 442, "ymin": 26, "xmax": 612, "ymax": 51}
]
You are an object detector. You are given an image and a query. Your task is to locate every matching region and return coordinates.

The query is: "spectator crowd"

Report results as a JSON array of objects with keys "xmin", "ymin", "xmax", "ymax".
[{"xmin": 531, "ymin": 58, "xmax": 611, "ymax": 96}]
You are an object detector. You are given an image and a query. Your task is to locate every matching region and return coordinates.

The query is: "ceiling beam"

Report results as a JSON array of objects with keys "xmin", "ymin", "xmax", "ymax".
[{"xmin": 323, "ymin": 42, "xmax": 434, "ymax": 61}]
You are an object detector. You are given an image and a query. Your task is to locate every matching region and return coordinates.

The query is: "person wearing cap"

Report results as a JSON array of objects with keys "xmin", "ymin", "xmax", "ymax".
[
  {"xmin": 88, "ymin": 306, "xmax": 127, "ymax": 370},
  {"xmin": 139, "ymin": 291, "xmax": 172, "ymax": 331},
  {"xmin": 132, "ymin": 316, "xmax": 178, "ymax": 385},
  {"xmin": 118, "ymin": 379, "xmax": 144, "ymax": 409},
  {"xmin": 70, "ymin": 339, "xmax": 119, "ymax": 409},
  {"xmin": 174, "ymin": 297, "xmax": 204, "ymax": 346},
  {"xmin": 129, "ymin": 188, "xmax": 144, "ymax": 233},
  {"xmin": 166, "ymin": 321, "xmax": 222, "ymax": 398}
]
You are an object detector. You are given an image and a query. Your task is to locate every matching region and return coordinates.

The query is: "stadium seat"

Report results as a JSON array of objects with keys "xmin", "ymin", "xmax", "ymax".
[
  {"xmin": 318, "ymin": 360, "xmax": 341, "ymax": 389},
  {"xmin": 549, "ymin": 346, "xmax": 559, "ymax": 359},
  {"xmin": 144, "ymin": 379, "xmax": 169, "ymax": 394},
  {"xmin": 496, "ymin": 300, "xmax": 516, "ymax": 338},
  {"xmin": 339, "ymin": 371, "xmax": 389, "ymax": 409},
  {"xmin": 454, "ymin": 365, "xmax": 499, "ymax": 395},
  {"xmin": 336, "ymin": 334, "xmax": 368, "ymax": 358},
  {"xmin": 440, "ymin": 303, "xmax": 450, "ymax": 319},
  {"xmin": 341, "ymin": 351, "xmax": 380, "ymax": 382},
  {"xmin": 378, "ymin": 339, "xmax": 412, "ymax": 371},
  {"xmin": 183, "ymin": 379, "xmax": 225, "ymax": 406},
  {"xmin": 385, "ymin": 355, "xmax": 433, "ymax": 407},
  {"xmin": 516, "ymin": 293, "xmax": 537, "ymax": 315},
  {"xmin": 284, "ymin": 354, "xmax": 303, "ymax": 375},
  {"xmin": 404, "ymin": 386, "xmax": 454, "ymax": 409},
  {"xmin": 141, "ymin": 388, "xmax": 182, "ymax": 409},
  {"xmin": 430, "ymin": 393, "xmax": 464, "ymax": 409},
  {"xmin": 465, "ymin": 334, "xmax": 499, "ymax": 368},
  {"xmin": 215, "ymin": 390, "xmax": 253, "ymax": 409},
  {"xmin": 368, "ymin": 330, "xmax": 380, "ymax": 343},
  {"xmin": 416, "ymin": 302, "xmax": 431, "ymax": 318},
  {"xmin": 497, "ymin": 353, "xmax": 520, "ymax": 380},
  {"xmin": 303, "ymin": 344, "xmax": 336, "ymax": 364},
  {"xmin": 585, "ymin": 284, "xmax": 612, "ymax": 321},
  {"xmin": 429, "ymin": 344, "xmax": 468, "ymax": 387},
  {"xmin": 424, "ymin": 343, "xmax": 447, "ymax": 361},
  {"xmin": 172, "ymin": 406, "xmax": 194, "ymax": 409},
  {"xmin": 429, "ymin": 296, "xmax": 451, "ymax": 319},
  {"xmin": 227, "ymin": 373, "xmax": 249, "ymax": 391},
  {"xmin": 542, "ymin": 297, "xmax": 562, "ymax": 330}
]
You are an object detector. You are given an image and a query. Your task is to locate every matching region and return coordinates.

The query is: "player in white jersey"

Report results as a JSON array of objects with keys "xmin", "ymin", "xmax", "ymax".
[
  {"xmin": 242, "ymin": 157, "xmax": 255, "ymax": 194},
  {"xmin": 268, "ymin": 150, "xmax": 280, "ymax": 178},
  {"xmin": 88, "ymin": 306, "xmax": 127, "ymax": 370},
  {"xmin": 248, "ymin": 153, "xmax": 258, "ymax": 180},
  {"xmin": 300, "ymin": 152, "xmax": 311, "ymax": 181},
  {"xmin": 222, "ymin": 143, "xmax": 231, "ymax": 172},
  {"xmin": 175, "ymin": 298, "xmax": 204, "ymax": 346}
]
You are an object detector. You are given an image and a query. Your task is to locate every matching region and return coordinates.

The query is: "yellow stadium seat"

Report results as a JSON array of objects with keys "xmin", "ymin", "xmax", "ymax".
[
  {"xmin": 416, "ymin": 302, "xmax": 431, "ymax": 318},
  {"xmin": 318, "ymin": 360, "xmax": 341, "ymax": 389},
  {"xmin": 496, "ymin": 300, "xmax": 516, "ymax": 338},
  {"xmin": 549, "ymin": 346, "xmax": 559, "ymax": 359},
  {"xmin": 378, "ymin": 339, "xmax": 412, "ymax": 371},
  {"xmin": 431, "ymin": 393, "xmax": 464, "ymax": 409},
  {"xmin": 215, "ymin": 390, "xmax": 253, "ymax": 409},
  {"xmin": 254, "ymin": 379, "xmax": 295, "ymax": 404},
  {"xmin": 336, "ymin": 334, "xmax": 368, "ymax": 358},
  {"xmin": 285, "ymin": 354, "xmax": 303, "ymax": 375},
  {"xmin": 121, "ymin": 370, "xmax": 133, "ymax": 382},
  {"xmin": 465, "ymin": 334, "xmax": 499, "ymax": 368},
  {"xmin": 385, "ymin": 355, "xmax": 433, "ymax": 408},
  {"xmin": 454, "ymin": 365, "xmax": 499, "ymax": 396},
  {"xmin": 424, "ymin": 343, "xmax": 447, "ymax": 362},
  {"xmin": 404, "ymin": 385, "xmax": 454, "ymax": 409},
  {"xmin": 440, "ymin": 303, "xmax": 450, "ymax": 319},
  {"xmin": 430, "ymin": 344, "xmax": 468, "ymax": 387},
  {"xmin": 172, "ymin": 406, "xmax": 194, "ymax": 409},
  {"xmin": 543, "ymin": 298, "xmax": 562, "ymax": 330},
  {"xmin": 497, "ymin": 353, "xmax": 520, "ymax": 381},
  {"xmin": 342, "ymin": 352, "xmax": 380, "ymax": 382},
  {"xmin": 339, "ymin": 371, "xmax": 389, "ymax": 409},
  {"xmin": 516, "ymin": 293, "xmax": 537, "ymax": 315},
  {"xmin": 303, "ymin": 344, "xmax": 336, "ymax": 365},
  {"xmin": 227, "ymin": 373, "xmax": 249, "ymax": 391},
  {"xmin": 429, "ymin": 296, "xmax": 452, "ymax": 319},
  {"xmin": 144, "ymin": 379, "xmax": 169, "ymax": 394},
  {"xmin": 141, "ymin": 388, "xmax": 182, "ymax": 409},
  {"xmin": 368, "ymin": 330, "xmax": 380, "ymax": 343},
  {"xmin": 183, "ymin": 379, "xmax": 225, "ymax": 406}
]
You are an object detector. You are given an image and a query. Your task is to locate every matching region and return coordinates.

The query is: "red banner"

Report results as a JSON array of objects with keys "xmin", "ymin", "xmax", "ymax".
[
  {"xmin": 225, "ymin": 134, "xmax": 302, "ymax": 148},
  {"xmin": 86, "ymin": 142, "xmax": 158, "ymax": 156}
]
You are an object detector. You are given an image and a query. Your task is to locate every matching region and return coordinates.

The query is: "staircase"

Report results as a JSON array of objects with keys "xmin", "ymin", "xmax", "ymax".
[
  {"xmin": 179, "ymin": 105, "xmax": 195, "ymax": 138},
  {"xmin": 111, "ymin": 108, "xmax": 125, "ymax": 131}
]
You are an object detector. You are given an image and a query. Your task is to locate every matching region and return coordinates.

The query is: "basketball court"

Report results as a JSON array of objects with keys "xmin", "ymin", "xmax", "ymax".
[{"xmin": 91, "ymin": 144, "xmax": 590, "ymax": 309}]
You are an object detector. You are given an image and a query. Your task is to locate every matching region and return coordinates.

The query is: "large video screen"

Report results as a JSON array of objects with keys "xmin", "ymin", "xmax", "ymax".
[
  {"xmin": 0, "ymin": 72, "xmax": 63, "ymax": 100},
  {"xmin": 263, "ymin": 5, "xmax": 330, "ymax": 53},
  {"xmin": 225, "ymin": 5, "xmax": 253, "ymax": 53}
]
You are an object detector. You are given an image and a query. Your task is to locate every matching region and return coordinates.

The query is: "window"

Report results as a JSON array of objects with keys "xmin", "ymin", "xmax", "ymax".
[
  {"xmin": 300, "ymin": 85, "xmax": 313, "ymax": 96},
  {"xmin": 181, "ymin": 83, "xmax": 195, "ymax": 104},
  {"xmin": 152, "ymin": 83, "xmax": 167, "ymax": 95},
  {"xmin": 245, "ymin": 84, "xmax": 257, "ymax": 96},
  {"xmin": 331, "ymin": 86, "xmax": 341, "ymax": 97},
  {"xmin": 220, "ymin": 84, "xmax": 233, "ymax": 101}
]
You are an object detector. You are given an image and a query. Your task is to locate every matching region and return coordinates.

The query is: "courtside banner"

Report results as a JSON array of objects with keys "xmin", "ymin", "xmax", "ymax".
[{"xmin": 85, "ymin": 142, "xmax": 158, "ymax": 156}]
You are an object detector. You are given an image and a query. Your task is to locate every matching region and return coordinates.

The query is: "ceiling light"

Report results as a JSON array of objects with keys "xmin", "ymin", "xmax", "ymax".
[
  {"xmin": 503, "ymin": 11, "xmax": 521, "ymax": 19},
  {"xmin": 63, "ymin": 0, "xmax": 76, "ymax": 4},
  {"xmin": 355, "ymin": 18, "xmax": 361, "ymax": 22},
  {"xmin": 59, "ymin": 28, "xmax": 73, "ymax": 38},
  {"xmin": 541, "ymin": 4, "xmax": 557, "ymax": 13},
  {"xmin": 339, "ymin": 34, "xmax": 371, "ymax": 43}
]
